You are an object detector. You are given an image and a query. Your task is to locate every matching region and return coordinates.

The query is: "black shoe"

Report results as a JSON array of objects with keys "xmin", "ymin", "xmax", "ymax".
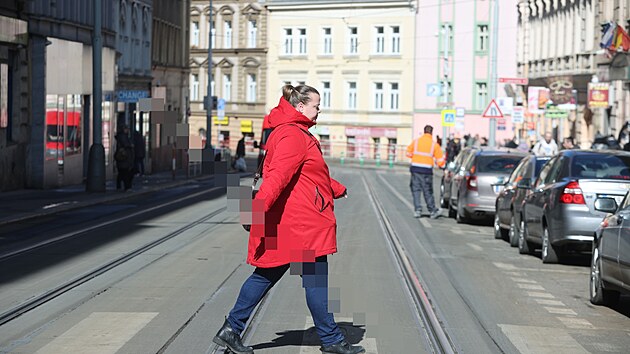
[
  {"xmin": 320, "ymin": 340, "xmax": 365, "ymax": 354},
  {"xmin": 212, "ymin": 319, "xmax": 253, "ymax": 354}
]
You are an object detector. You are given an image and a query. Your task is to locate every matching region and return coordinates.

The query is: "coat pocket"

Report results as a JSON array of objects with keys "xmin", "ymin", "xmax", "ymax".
[{"xmin": 314, "ymin": 186, "xmax": 327, "ymax": 212}]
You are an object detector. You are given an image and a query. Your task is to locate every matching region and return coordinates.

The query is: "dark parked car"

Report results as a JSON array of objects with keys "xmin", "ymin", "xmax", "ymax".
[
  {"xmin": 449, "ymin": 148, "xmax": 527, "ymax": 223},
  {"xmin": 591, "ymin": 194, "xmax": 630, "ymax": 306},
  {"xmin": 518, "ymin": 150, "xmax": 630, "ymax": 263},
  {"xmin": 494, "ymin": 155, "xmax": 551, "ymax": 246},
  {"xmin": 440, "ymin": 147, "xmax": 477, "ymax": 208}
]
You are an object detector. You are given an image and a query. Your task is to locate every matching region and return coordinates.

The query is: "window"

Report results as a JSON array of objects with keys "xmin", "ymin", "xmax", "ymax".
[
  {"xmin": 224, "ymin": 20, "xmax": 232, "ymax": 48},
  {"xmin": 247, "ymin": 74, "xmax": 257, "ymax": 102},
  {"xmin": 190, "ymin": 73, "xmax": 199, "ymax": 100},
  {"xmin": 374, "ymin": 82, "xmax": 383, "ymax": 110},
  {"xmin": 475, "ymin": 82, "xmax": 487, "ymax": 110},
  {"xmin": 223, "ymin": 74, "xmax": 231, "ymax": 101},
  {"xmin": 347, "ymin": 81, "xmax": 357, "ymax": 110},
  {"xmin": 248, "ymin": 20, "xmax": 257, "ymax": 48},
  {"xmin": 191, "ymin": 21, "xmax": 200, "ymax": 47},
  {"xmin": 375, "ymin": 26, "xmax": 385, "ymax": 53},
  {"xmin": 45, "ymin": 94, "xmax": 82, "ymax": 162},
  {"xmin": 391, "ymin": 26, "xmax": 400, "ymax": 54},
  {"xmin": 390, "ymin": 82, "xmax": 399, "ymax": 110},
  {"xmin": 283, "ymin": 28, "xmax": 293, "ymax": 54},
  {"xmin": 323, "ymin": 27, "xmax": 332, "ymax": 54},
  {"xmin": 321, "ymin": 81, "xmax": 331, "ymax": 108},
  {"xmin": 298, "ymin": 28, "xmax": 307, "ymax": 54},
  {"xmin": 348, "ymin": 27, "xmax": 358, "ymax": 54},
  {"xmin": 210, "ymin": 20, "xmax": 216, "ymax": 48},
  {"xmin": 477, "ymin": 24, "xmax": 489, "ymax": 52}
]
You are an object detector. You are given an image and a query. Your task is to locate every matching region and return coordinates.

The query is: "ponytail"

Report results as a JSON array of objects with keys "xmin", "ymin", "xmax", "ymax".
[{"xmin": 281, "ymin": 84, "xmax": 319, "ymax": 107}]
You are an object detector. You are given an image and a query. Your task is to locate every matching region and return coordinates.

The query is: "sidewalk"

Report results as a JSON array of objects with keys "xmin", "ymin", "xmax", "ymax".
[{"xmin": 0, "ymin": 157, "xmax": 258, "ymax": 227}]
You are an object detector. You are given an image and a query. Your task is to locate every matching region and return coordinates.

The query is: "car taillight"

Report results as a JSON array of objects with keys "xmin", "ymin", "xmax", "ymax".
[
  {"xmin": 560, "ymin": 181, "xmax": 585, "ymax": 204},
  {"xmin": 466, "ymin": 175, "xmax": 478, "ymax": 191}
]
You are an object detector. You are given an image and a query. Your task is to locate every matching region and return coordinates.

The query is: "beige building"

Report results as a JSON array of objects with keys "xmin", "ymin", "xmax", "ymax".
[
  {"xmin": 263, "ymin": 0, "xmax": 416, "ymax": 161},
  {"xmin": 517, "ymin": 0, "xmax": 630, "ymax": 147},
  {"xmin": 189, "ymin": 1, "xmax": 268, "ymax": 153}
]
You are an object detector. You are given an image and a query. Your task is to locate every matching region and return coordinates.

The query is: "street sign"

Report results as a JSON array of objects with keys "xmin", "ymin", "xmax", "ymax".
[
  {"xmin": 427, "ymin": 83, "xmax": 442, "ymax": 97},
  {"xmin": 482, "ymin": 99, "xmax": 504, "ymax": 118},
  {"xmin": 456, "ymin": 107, "xmax": 465, "ymax": 117},
  {"xmin": 217, "ymin": 98, "xmax": 226, "ymax": 110},
  {"xmin": 441, "ymin": 109, "xmax": 456, "ymax": 127},
  {"xmin": 497, "ymin": 118, "xmax": 506, "ymax": 130},
  {"xmin": 512, "ymin": 106, "xmax": 524, "ymax": 123},
  {"xmin": 545, "ymin": 106, "xmax": 569, "ymax": 119},
  {"xmin": 499, "ymin": 77, "xmax": 529, "ymax": 85},
  {"xmin": 436, "ymin": 102, "xmax": 455, "ymax": 107},
  {"xmin": 496, "ymin": 97, "xmax": 513, "ymax": 115}
]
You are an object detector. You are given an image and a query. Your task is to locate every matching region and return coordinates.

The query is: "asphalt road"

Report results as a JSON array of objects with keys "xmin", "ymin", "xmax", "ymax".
[{"xmin": 0, "ymin": 165, "xmax": 629, "ymax": 353}]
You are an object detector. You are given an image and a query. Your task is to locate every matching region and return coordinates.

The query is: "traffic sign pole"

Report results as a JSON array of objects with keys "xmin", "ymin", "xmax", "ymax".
[{"xmin": 488, "ymin": 0, "xmax": 499, "ymax": 147}]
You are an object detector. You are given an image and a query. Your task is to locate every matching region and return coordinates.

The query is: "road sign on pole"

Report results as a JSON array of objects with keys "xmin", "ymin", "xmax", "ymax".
[
  {"xmin": 511, "ymin": 106, "xmax": 524, "ymax": 123},
  {"xmin": 441, "ymin": 109, "xmax": 456, "ymax": 127},
  {"xmin": 482, "ymin": 99, "xmax": 504, "ymax": 118},
  {"xmin": 499, "ymin": 77, "xmax": 529, "ymax": 85}
]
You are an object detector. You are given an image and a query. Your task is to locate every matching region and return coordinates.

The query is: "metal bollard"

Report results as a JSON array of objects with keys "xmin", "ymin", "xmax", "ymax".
[
  {"xmin": 375, "ymin": 152, "xmax": 381, "ymax": 167},
  {"xmin": 340, "ymin": 152, "xmax": 345, "ymax": 165},
  {"xmin": 389, "ymin": 154, "xmax": 394, "ymax": 168},
  {"xmin": 359, "ymin": 153, "xmax": 364, "ymax": 167}
]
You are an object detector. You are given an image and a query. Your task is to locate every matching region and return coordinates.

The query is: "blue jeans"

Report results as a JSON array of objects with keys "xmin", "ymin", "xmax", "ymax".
[
  {"xmin": 410, "ymin": 172, "xmax": 437, "ymax": 213},
  {"xmin": 227, "ymin": 256, "xmax": 344, "ymax": 347}
]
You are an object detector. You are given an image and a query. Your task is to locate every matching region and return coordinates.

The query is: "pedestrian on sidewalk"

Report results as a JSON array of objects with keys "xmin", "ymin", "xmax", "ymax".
[
  {"xmin": 213, "ymin": 84, "xmax": 365, "ymax": 354},
  {"xmin": 133, "ymin": 129, "xmax": 145, "ymax": 176},
  {"xmin": 114, "ymin": 125, "xmax": 135, "ymax": 191},
  {"xmin": 532, "ymin": 132, "xmax": 558, "ymax": 156},
  {"xmin": 406, "ymin": 125, "xmax": 446, "ymax": 219}
]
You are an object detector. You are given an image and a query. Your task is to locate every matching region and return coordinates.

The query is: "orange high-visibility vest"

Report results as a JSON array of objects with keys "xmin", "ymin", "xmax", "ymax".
[{"xmin": 406, "ymin": 133, "xmax": 446, "ymax": 169}]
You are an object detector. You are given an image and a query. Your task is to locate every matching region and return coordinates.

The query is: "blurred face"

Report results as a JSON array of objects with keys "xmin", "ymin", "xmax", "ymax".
[
  {"xmin": 297, "ymin": 93, "xmax": 321, "ymax": 122},
  {"xmin": 544, "ymin": 133, "xmax": 552, "ymax": 143}
]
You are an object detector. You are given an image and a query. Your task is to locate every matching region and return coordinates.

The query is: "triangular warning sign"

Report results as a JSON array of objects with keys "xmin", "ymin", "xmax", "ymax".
[{"xmin": 482, "ymin": 99, "xmax": 504, "ymax": 118}]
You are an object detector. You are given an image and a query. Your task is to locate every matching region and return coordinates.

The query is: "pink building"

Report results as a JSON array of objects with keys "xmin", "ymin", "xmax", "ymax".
[{"xmin": 414, "ymin": 0, "xmax": 519, "ymax": 145}]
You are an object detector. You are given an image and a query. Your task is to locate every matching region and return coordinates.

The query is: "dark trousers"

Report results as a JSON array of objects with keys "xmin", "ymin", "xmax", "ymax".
[
  {"xmin": 227, "ymin": 256, "xmax": 344, "ymax": 347},
  {"xmin": 410, "ymin": 172, "xmax": 436, "ymax": 213},
  {"xmin": 134, "ymin": 157, "xmax": 145, "ymax": 175},
  {"xmin": 117, "ymin": 168, "xmax": 134, "ymax": 190}
]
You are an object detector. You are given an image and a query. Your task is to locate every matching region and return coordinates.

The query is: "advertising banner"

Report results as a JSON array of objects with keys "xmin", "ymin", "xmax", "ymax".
[
  {"xmin": 588, "ymin": 83, "xmax": 610, "ymax": 108},
  {"xmin": 545, "ymin": 76, "xmax": 573, "ymax": 104}
]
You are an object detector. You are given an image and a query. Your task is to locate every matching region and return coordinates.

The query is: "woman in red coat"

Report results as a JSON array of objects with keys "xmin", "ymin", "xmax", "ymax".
[{"xmin": 213, "ymin": 85, "xmax": 365, "ymax": 354}]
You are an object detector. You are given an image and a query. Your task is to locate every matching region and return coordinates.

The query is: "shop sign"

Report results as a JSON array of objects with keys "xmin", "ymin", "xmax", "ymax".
[
  {"xmin": 215, "ymin": 116, "xmax": 228, "ymax": 125},
  {"xmin": 545, "ymin": 106, "xmax": 569, "ymax": 119},
  {"xmin": 546, "ymin": 76, "xmax": 574, "ymax": 104},
  {"xmin": 588, "ymin": 83, "xmax": 610, "ymax": 108},
  {"xmin": 527, "ymin": 87, "xmax": 549, "ymax": 114},
  {"xmin": 240, "ymin": 120, "xmax": 253, "ymax": 133},
  {"xmin": 344, "ymin": 127, "xmax": 397, "ymax": 138},
  {"xmin": 511, "ymin": 106, "xmax": 524, "ymax": 124},
  {"xmin": 117, "ymin": 90, "xmax": 150, "ymax": 103}
]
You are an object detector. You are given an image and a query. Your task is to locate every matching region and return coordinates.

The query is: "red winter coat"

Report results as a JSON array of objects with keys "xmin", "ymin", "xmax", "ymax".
[{"xmin": 247, "ymin": 98, "xmax": 347, "ymax": 268}]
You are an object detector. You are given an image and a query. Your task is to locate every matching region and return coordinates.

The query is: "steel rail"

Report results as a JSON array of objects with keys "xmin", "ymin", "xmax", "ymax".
[
  {"xmin": 362, "ymin": 174, "xmax": 456, "ymax": 354},
  {"xmin": 0, "ymin": 202, "xmax": 226, "ymax": 327}
]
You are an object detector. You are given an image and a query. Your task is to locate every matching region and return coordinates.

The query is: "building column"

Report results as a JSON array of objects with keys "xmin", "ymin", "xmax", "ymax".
[{"xmin": 26, "ymin": 35, "xmax": 46, "ymax": 189}]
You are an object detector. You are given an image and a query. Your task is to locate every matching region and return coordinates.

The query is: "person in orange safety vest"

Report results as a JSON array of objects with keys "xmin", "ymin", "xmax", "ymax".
[{"xmin": 406, "ymin": 125, "xmax": 446, "ymax": 219}]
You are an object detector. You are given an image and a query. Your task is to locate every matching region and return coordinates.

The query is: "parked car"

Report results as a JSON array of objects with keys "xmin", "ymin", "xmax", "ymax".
[
  {"xmin": 518, "ymin": 150, "xmax": 630, "ymax": 263},
  {"xmin": 440, "ymin": 147, "xmax": 477, "ymax": 208},
  {"xmin": 590, "ymin": 194, "xmax": 630, "ymax": 306},
  {"xmin": 494, "ymin": 155, "xmax": 551, "ymax": 246},
  {"xmin": 449, "ymin": 148, "xmax": 527, "ymax": 223}
]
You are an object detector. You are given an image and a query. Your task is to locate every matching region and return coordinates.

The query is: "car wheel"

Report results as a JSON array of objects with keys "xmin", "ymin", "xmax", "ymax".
[
  {"xmin": 448, "ymin": 200, "xmax": 457, "ymax": 218},
  {"xmin": 493, "ymin": 212, "xmax": 507, "ymax": 239},
  {"xmin": 508, "ymin": 214, "xmax": 519, "ymax": 247},
  {"xmin": 541, "ymin": 226, "xmax": 559, "ymax": 264},
  {"xmin": 518, "ymin": 217, "xmax": 533, "ymax": 255},
  {"xmin": 590, "ymin": 245, "xmax": 620, "ymax": 306},
  {"xmin": 440, "ymin": 182, "xmax": 448, "ymax": 208}
]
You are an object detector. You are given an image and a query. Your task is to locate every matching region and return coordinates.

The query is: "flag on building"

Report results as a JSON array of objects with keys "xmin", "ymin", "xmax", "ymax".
[
  {"xmin": 612, "ymin": 25, "xmax": 630, "ymax": 52},
  {"xmin": 600, "ymin": 21, "xmax": 616, "ymax": 49}
]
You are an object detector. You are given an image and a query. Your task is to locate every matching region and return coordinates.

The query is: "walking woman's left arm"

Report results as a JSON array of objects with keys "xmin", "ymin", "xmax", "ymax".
[{"xmin": 330, "ymin": 178, "xmax": 347, "ymax": 199}]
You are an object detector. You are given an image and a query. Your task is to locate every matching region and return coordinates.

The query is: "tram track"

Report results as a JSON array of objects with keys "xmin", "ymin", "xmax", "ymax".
[
  {"xmin": 0, "ymin": 187, "xmax": 227, "ymax": 328},
  {"xmin": 362, "ymin": 173, "xmax": 456, "ymax": 354}
]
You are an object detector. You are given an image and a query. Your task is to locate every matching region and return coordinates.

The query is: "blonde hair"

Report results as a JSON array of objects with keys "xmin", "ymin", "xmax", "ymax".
[{"xmin": 282, "ymin": 84, "xmax": 319, "ymax": 107}]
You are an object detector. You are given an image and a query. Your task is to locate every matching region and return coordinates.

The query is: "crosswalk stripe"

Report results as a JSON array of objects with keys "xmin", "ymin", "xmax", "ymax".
[
  {"xmin": 556, "ymin": 317, "xmax": 594, "ymax": 329},
  {"xmin": 544, "ymin": 307, "xmax": 577, "ymax": 316},
  {"xmin": 499, "ymin": 324, "xmax": 589, "ymax": 353}
]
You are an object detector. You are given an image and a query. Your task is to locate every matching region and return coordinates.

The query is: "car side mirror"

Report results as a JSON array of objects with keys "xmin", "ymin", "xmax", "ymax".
[
  {"xmin": 594, "ymin": 198, "xmax": 617, "ymax": 213},
  {"xmin": 253, "ymin": 141, "xmax": 259, "ymax": 149},
  {"xmin": 516, "ymin": 178, "xmax": 531, "ymax": 189},
  {"xmin": 492, "ymin": 176, "xmax": 507, "ymax": 186}
]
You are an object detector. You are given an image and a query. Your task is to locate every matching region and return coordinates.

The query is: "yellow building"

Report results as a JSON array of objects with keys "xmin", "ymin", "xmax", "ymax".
[{"xmin": 264, "ymin": 0, "xmax": 416, "ymax": 161}]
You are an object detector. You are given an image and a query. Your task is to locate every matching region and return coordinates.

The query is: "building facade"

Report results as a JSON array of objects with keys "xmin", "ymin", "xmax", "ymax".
[
  {"xmin": 189, "ymin": 0, "xmax": 268, "ymax": 153},
  {"xmin": 414, "ymin": 0, "xmax": 519, "ymax": 146},
  {"xmin": 517, "ymin": 0, "xmax": 630, "ymax": 147},
  {"xmin": 263, "ymin": 0, "xmax": 415, "ymax": 161}
]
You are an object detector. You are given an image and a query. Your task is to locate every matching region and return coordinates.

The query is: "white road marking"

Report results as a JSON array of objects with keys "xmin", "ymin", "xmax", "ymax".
[
  {"xmin": 499, "ymin": 324, "xmax": 589, "ymax": 353},
  {"xmin": 517, "ymin": 283, "xmax": 545, "ymax": 291},
  {"xmin": 452, "ymin": 228, "xmax": 464, "ymax": 235},
  {"xmin": 35, "ymin": 312, "xmax": 158, "ymax": 354},
  {"xmin": 301, "ymin": 317, "xmax": 378, "ymax": 354},
  {"xmin": 556, "ymin": 317, "xmax": 594, "ymax": 329},
  {"xmin": 534, "ymin": 299, "xmax": 566, "ymax": 307},
  {"xmin": 510, "ymin": 277, "xmax": 538, "ymax": 284},
  {"xmin": 526, "ymin": 291, "xmax": 555, "ymax": 299},
  {"xmin": 493, "ymin": 262, "xmax": 517, "ymax": 270},
  {"xmin": 544, "ymin": 307, "xmax": 577, "ymax": 316},
  {"xmin": 504, "ymin": 272, "xmax": 526, "ymax": 277},
  {"xmin": 467, "ymin": 243, "xmax": 483, "ymax": 251},
  {"xmin": 419, "ymin": 218, "xmax": 432, "ymax": 228}
]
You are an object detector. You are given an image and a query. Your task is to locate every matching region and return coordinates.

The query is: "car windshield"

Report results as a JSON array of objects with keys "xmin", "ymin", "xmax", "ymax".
[
  {"xmin": 571, "ymin": 154, "xmax": 630, "ymax": 180},
  {"xmin": 477, "ymin": 155, "xmax": 523, "ymax": 173}
]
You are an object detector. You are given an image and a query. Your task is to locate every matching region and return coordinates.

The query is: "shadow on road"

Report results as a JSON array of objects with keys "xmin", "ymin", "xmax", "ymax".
[{"xmin": 251, "ymin": 322, "xmax": 365, "ymax": 350}]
